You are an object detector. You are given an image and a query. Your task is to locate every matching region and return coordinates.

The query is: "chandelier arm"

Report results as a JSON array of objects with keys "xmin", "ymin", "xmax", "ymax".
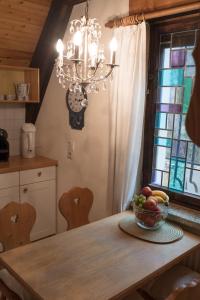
[
  {"xmin": 88, "ymin": 66, "xmax": 115, "ymax": 83},
  {"xmin": 74, "ymin": 61, "xmax": 101, "ymax": 82}
]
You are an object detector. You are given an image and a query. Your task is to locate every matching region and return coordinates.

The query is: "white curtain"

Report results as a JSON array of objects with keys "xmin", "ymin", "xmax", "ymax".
[{"xmin": 108, "ymin": 22, "xmax": 148, "ymax": 213}]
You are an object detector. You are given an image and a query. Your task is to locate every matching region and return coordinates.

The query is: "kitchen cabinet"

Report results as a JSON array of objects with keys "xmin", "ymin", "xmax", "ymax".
[
  {"xmin": 20, "ymin": 166, "xmax": 56, "ymax": 241},
  {"xmin": 0, "ymin": 186, "xmax": 19, "ymax": 209},
  {"xmin": 0, "ymin": 158, "xmax": 57, "ymax": 242},
  {"xmin": 0, "ymin": 171, "xmax": 19, "ymax": 209}
]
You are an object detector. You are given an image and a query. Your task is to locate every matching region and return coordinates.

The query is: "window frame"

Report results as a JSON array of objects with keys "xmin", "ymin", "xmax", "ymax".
[{"xmin": 142, "ymin": 13, "xmax": 200, "ymax": 211}]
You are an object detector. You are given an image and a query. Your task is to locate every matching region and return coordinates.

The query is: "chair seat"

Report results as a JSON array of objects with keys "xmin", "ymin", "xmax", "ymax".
[
  {"xmin": 143, "ymin": 264, "xmax": 200, "ymax": 300},
  {"xmin": 0, "ymin": 269, "xmax": 34, "ymax": 300}
]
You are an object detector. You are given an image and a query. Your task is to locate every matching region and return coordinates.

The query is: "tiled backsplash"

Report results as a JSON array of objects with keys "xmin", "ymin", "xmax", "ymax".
[{"xmin": 0, "ymin": 104, "xmax": 25, "ymax": 155}]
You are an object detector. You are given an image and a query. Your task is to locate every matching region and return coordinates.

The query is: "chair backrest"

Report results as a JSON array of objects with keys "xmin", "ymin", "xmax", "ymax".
[
  {"xmin": 59, "ymin": 187, "xmax": 93, "ymax": 230},
  {"xmin": 0, "ymin": 201, "xmax": 36, "ymax": 251},
  {"xmin": 165, "ymin": 278, "xmax": 200, "ymax": 300}
]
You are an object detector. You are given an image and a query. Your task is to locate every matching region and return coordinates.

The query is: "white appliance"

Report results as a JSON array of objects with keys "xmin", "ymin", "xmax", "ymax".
[{"xmin": 21, "ymin": 123, "xmax": 36, "ymax": 158}]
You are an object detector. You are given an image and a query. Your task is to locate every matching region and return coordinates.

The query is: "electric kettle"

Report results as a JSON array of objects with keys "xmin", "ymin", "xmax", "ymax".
[{"xmin": 21, "ymin": 123, "xmax": 36, "ymax": 158}]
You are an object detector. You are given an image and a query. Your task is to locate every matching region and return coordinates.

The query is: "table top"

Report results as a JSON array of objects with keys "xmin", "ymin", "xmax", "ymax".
[
  {"xmin": 0, "ymin": 155, "xmax": 57, "ymax": 174},
  {"xmin": 1, "ymin": 211, "xmax": 200, "ymax": 300}
]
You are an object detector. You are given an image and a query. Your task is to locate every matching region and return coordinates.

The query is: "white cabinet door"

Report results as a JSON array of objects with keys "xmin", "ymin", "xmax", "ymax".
[
  {"xmin": 0, "ymin": 172, "xmax": 19, "ymax": 189},
  {"xmin": 20, "ymin": 180, "xmax": 56, "ymax": 241},
  {"xmin": 0, "ymin": 187, "xmax": 19, "ymax": 209}
]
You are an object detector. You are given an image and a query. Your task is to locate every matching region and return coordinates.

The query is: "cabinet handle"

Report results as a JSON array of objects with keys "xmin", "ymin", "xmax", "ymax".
[
  {"xmin": 38, "ymin": 171, "xmax": 42, "ymax": 177},
  {"xmin": 23, "ymin": 188, "xmax": 28, "ymax": 193}
]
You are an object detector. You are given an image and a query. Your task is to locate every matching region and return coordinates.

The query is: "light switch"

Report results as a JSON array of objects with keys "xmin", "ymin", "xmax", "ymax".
[{"xmin": 67, "ymin": 141, "xmax": 74, "ymax": 160}]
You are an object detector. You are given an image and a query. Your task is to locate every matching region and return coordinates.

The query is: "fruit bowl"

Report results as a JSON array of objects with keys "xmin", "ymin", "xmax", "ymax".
[
  {"xmin": 133, "ymin": 186, "xmax": 169, "ymax": 230},
  {"xmin": 134, "ymin": 203, "xmax": 168, "ymax": 230}
]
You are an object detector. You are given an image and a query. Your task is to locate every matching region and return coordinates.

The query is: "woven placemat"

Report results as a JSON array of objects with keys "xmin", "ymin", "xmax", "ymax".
[{"xmin": 119, "ymin": 215, "xmax": 183, "ymax": 244}]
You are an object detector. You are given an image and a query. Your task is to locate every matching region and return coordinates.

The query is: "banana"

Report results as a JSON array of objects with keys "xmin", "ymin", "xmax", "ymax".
[
  {"xmin": 152, "ymin": 190, "xmax": 168, "ymax": 201},
  {"xmin": 153, "ymin": 195, "xmax": 166, "ymax": 204}
]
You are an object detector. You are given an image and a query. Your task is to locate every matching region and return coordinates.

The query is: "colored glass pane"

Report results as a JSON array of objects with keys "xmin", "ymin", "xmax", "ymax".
[
  {"xmin": 156, "ymin": 104, "xmax": 182, "ymax": 113},
  {"xmin": 171, "ymin": 50, "xmax": 185, "ymax": 67},
  {"xmin": 184, "ymin": 168, "xmax": 200, "ymax": 196},
  {"xmin": 172, "ymin": 140, "xmax": 187, "ymax": 158},
  {"xmin": 162, "ymin": 172, "xmax": 169, "ymax": 187},
  {"xmin": 159, "ymin": 69, "xmax": 184, "ymax": 86},
  {"xmin": 183, "ymin": 77, "xmax": 193, "ymax": 113},
  {"xmin": 155, "ymin": 112, "xmax": 166, "ymax": 129},
  {"xmin": 185, "ymin": 66, "xmax": 196, "ymax": 77},
  {"xmin": 186, "ymin": 163, "xmax": 200, "ymax": 171},
  {"xmin": 155, "ymin": 137, "xmax": 172, "ymax": 147},
  {"xmin": 153, "ymin": 146, "xmax": 170, "ymax": 171},
  {"xmin": 173, "ymin": 114, "xmax": 181, "ymax": 139},
  {"xmin": 169, "ymin": 158, "xmax": 185, "ymax": 192},
  {"xmin": 166, "ymin": 114, "xmax": 174, "ymax": 130},
  {"xmin": 152, "ymin": 170, "xmax": 162, "ymax": 185},
  {"xmin": 155, "ymin": 129, "xmax": 172, "ymax": 139},
  {"xmin": 160, "ymin": 45, "xmax": 170, "ymax": 68},
  {"xmin": 187, "ymin": 143, "xmax": 200, "ymax": 165},
  {"xmin": 158, "ymin": 87, "xmax": 175, "ymax": 103},
  {"xmin": 186, "ymin": 49, "xmax": 195, "ymax": 66},
  {"xmin": 180, "ymin": 115, "xmax": 190, "ymax": 141},
  {"xmin": 175, "ymin": 87, "xmax": 183, "ymax": 104}
]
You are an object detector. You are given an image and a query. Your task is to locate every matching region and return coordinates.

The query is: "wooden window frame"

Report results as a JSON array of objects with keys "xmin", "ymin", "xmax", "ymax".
[{"xmin": 142, "ymin": 13, "xmax": 200, "ymax": 210}]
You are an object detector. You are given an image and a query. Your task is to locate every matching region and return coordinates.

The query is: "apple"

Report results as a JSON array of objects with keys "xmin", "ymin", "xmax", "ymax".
[
  {"xmin": 136, "ymin": 212, "xmax": 146, "ymax": 222},
  {"xmin": 143, "ymin": 216, "xmax": 156, "ymax": 227},
  {"xmin": 141, "ymin": 186, "xmax": 152, "ymax": 197},
  {"xmin": 143, "ymin": 197, "xmax": 157, "ymax": 211}
]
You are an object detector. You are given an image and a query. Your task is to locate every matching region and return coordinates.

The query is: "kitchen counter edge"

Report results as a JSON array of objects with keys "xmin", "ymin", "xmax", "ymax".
[{"xmin": 0, "ymin": 156, "xmax": 58, "ymax": 174}]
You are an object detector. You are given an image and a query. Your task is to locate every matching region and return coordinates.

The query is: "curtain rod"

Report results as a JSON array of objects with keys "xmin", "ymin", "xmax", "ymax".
[{"xmin": 105, "ymin": 2, "xmax": 200, "ymax": 28}]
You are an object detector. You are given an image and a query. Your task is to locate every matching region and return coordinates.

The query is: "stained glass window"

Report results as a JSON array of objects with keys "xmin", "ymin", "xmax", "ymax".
[{"xmin": 151, "ymin": 29, "xmax": 200, "ymax": 196}]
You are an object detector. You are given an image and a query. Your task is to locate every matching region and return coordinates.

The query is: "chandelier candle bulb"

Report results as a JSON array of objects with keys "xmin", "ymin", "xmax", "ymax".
[
  {"xmin": 56, "ymin": 39, "xmax": 64, "ymax": 66},
  {"xmin": 73, "ymin": 31, "xmax": 82, "ymax": 59},
  {"xmin": 110, "ymin": 37, "xmax": 118, "ymax": 65},
  {"xmin": 89, "ymin": 42, "xmax": 98, "ymax": 68}
]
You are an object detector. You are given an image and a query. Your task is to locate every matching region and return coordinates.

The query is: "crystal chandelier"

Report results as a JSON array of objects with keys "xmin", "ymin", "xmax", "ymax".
[{"xmin": 55, "ymin": 0, "xmax": 118, "ymax": 96}]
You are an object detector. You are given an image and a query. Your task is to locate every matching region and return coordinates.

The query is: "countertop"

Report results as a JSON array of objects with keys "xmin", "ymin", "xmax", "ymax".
[{"xmin": 0, "ymin": 156, "xmax": 58, "ymax": 174}]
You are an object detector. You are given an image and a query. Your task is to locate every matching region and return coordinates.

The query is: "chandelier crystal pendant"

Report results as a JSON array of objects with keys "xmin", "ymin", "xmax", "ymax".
[{"xmin": 55, "ymin": 0, "xmax": 118, "ymax": 98}]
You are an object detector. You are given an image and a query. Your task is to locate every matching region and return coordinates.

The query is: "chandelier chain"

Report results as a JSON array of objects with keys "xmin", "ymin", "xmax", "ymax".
[{"xmin": 85, "ymin": 0, "xmax": 89, "ymax": 20}]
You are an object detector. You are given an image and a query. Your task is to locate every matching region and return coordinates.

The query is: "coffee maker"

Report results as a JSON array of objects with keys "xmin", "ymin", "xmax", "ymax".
[{"xmin": 0, "ymin": 129, "xmax": 9, "ymax": 161}]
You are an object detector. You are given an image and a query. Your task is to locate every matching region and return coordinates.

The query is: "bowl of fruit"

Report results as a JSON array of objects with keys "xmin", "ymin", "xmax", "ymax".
[{"xmin": 133, "ymin": 186, "xmax": 169, "ymax": 230}]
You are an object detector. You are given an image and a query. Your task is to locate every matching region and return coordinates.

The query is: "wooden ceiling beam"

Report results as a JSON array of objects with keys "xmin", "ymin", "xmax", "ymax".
[
  {"xmin": 26, "ymin": 0, "xmax": 87, "ymax": 123},
  {"xmin": 25, "ymin": 0, "xmax": 77, "ymax": 123}
]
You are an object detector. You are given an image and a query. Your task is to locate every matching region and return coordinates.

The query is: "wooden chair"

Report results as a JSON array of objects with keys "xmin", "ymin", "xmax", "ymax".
[
  {"xmin": 0, "ymin": 202, "xmax": 36, "ymax": 300},
  {"xmin": 139, "ymin": 264, "xmax": 200, "ymax": 300},
  {"xmin": 165, "ymin": 278, "xmax": 200, "ymax": 300},
  {"xmin": 59, "ymin": 187, "xmax": 93, "ymax": 230}
]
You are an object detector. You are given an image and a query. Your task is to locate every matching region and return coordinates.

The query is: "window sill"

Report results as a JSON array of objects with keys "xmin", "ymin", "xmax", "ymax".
[{"xmin": 168, "ymin": 203, "xmax": 200, "ymax": 236}]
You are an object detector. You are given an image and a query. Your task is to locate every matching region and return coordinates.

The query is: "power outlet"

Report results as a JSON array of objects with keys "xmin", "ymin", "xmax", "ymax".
[{"xmin": 67, "ymin": 141, "xmax": 74, "ymax": 160}]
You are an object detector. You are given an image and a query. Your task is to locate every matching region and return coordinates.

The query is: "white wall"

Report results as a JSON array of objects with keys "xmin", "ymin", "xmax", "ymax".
[{"xmin": 36, "ymin": 0, "xmax": 129, "ymax": 232}]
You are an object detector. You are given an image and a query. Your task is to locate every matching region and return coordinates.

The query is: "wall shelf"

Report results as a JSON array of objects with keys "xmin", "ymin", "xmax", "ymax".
[{"xmin": 0, "ymin": 65, "xmax": 40, "ymax": 104}]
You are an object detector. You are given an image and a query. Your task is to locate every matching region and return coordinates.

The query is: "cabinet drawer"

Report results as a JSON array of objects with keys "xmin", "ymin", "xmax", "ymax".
[
  {"xmin": 20, "ymin": 166, "xmax": 56, "ymax": 185},
  {"xmin": 0, "ymin": 172, "xmax": 19, "ymax": 189}
]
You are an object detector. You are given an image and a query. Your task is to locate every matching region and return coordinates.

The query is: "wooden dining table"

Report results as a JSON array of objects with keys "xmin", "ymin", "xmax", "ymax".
[{"xmin": 0, "ymin": 211, "xmax": 200, "ymax": 300}]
